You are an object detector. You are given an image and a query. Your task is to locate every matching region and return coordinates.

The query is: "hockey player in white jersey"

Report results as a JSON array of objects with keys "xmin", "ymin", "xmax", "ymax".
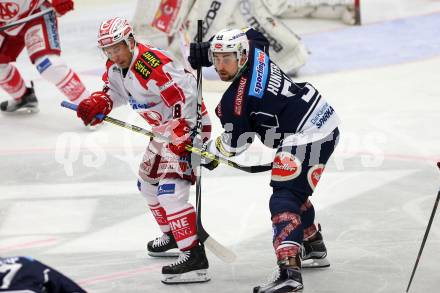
[
  {"xmin": 0, "ymin": 0, "xmax": 89, "ymax": 113},
  {"xmin": 75, "ymin": 17, "xmax": 212, "ymax": 284}
]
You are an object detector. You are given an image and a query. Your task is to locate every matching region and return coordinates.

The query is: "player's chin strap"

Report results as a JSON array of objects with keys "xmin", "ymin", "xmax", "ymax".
[{"xmin": 61, "ymin": 101, "xmax": 272, "ymax": 173}]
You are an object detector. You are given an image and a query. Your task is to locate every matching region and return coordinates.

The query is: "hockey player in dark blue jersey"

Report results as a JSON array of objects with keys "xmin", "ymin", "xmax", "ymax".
[
  {"xmin": 0, "ymin": 256, "xmax": 86, "ymax": 293},
  {"xmin": 189, "ymin": 27, "xmax": 340, "ymax": 292}
]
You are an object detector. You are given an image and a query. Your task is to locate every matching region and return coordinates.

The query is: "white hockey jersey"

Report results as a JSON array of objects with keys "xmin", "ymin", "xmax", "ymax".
[
  {"xmin": 103, "ymin": 43, "xmax": 211, "ymax": 138},
  {"xmin": 0, "ymin": 0, "xmax": 46, "ymax": 35}
]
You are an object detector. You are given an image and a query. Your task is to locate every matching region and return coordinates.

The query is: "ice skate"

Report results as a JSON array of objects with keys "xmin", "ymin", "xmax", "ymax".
[
  {"xmin": 301, "ymin": 230, "xmax": 330, "ymax": 268},
  {"xmin": 0, "ymin": 85, "xmax": 39, "ymax": 114},
  {"xmin": 254, "ymin": 256, "xmax": 303, "ymax": 293},
  {"xmin": 147, "ymin": 232, "xmax": 179, "ymax": 257},
  {"xmin": 161, "ymin": 244, "xmax": 210, "ymax": 284}
]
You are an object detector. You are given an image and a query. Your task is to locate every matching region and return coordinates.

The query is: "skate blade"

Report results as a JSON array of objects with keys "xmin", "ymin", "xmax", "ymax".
[
  {"xmin": 86, "ymin": 123, "xmax": 103, "ymax": 131},
  {"xmin": 161, "ymin": 269, "xmax": 210, "ymax": 284},
  {"xmin": 302, "ymin": 257, "xmax": 330, "ymax": 268},
  {"xmin": 148, "ymin": 250, "xmax": 180, "ymax": 257},
  {"xmin": 1, "ymin": 106, "xmax": 39, "ymax": 114},
  {"xmin": 254, "ymin": 281, "xmax": 304, "ymax": 293}
]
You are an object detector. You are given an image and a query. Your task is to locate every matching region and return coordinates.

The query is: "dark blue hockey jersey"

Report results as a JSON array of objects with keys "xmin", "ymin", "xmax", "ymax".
[
  {"xmin": 0, "ymin": 256, "xmax": 86, "ymax": 293},
  {"xmin": 213, "ymin": 28, "xmax": 340, "ymax": 157}
]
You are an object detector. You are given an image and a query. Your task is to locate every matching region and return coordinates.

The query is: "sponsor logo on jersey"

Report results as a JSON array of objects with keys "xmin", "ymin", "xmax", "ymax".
[
  {"xmin": 158, "ymin": 183, "xmax": 176, "ymax": 196},
  {"xmin": 311, "ymin": 103, "xmax": 334, "ymax": 129},
  {"xmin": 158, "ymin": 80, "xmax": 174, "ymax": 92},
  {"xmin": 307, "ymin": 164, "xmax": 325, "ymax": 190},
  {"xmin": 234, "ymin": 76, "xmax": 247, "ymax": 116},
  {"xmin": 249, "ymin": 49, "xmax": 268, "ymax": 99},
  {"xmin": 36, "ymin": 58, "xmax": 52, "ymax": 73},
  {"xmin": 215, "ymin": 103, "xmax": 222, "ymax": 118},
  {"xmin": 141, "ymin": 110, "xmax": 163, "ymax": 126},
  {"xmin": 129, "ymin": 97, "xmax": 158, "ymax": 110},
  {"xmin": 24, "ymin": 24, "xmax": 45, "ymax": 55},
  {"xmin": 44, "ymin": 12, "xmax": 60, "ymax": 50},
  {"xmin": 267, "ymin": 62, "xmax": 282, "ymax": 96},
  {"xmin": 134, "ymin": 59, "xmax": 152, "ymax": 80},
  {"xmin": 141, "ymin": 51, "xmax": 161, "ymax": 68},
  {"xmin": 271, "ymin": 152, "xmax": 302, "ymax": 181},
  {"xmin": 0, "ymin": 2, "xmax": 19, "ymax": 21}
]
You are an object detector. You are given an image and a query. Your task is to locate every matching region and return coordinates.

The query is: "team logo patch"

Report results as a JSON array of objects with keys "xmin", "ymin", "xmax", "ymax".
[
  {"xmin": 134, "ymin": 59, "xmax": 152, "ymax": 80},
  {"xmin": 271, "ymin": 152, "xmax": 302, "ymax": 181},
  {"xmin": 158, "ymin": 183, "xmax": 176, "ymax": 196},
  {"xmin": 249, "ymin": 48, "xmax": 269, "ymax": 99},
  {"xmin": 24, "ymin": 24, "xmax": 45, "ymax": 55},
  {"xmin": 141, "ymin": 110, "xmax": 163, "ymax": 126},
  {"xmin": 141, "ymin": 51, "xmax": 161, "ymax": 68},
  {"xmin": 234, "ymin": 76, "xmax": 247, "ymax": 116},
  {"xmin": 307, "ymin": 164, "xmax": 325, "ymax": 190},
  {"xmin": 0, "ymin": 2, "xmax": 19, "ymax": 21}
]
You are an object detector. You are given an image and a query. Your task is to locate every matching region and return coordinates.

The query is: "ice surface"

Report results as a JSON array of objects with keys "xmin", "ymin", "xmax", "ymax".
[{"xmin": 1, "ymin": 0, "xmax": 439, "ymax": 292}]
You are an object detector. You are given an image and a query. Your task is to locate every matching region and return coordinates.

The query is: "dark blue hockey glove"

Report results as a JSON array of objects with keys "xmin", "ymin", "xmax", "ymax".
[{"xmin": 188, "ymin": 41, "xmax": 212, "ymax": 69}]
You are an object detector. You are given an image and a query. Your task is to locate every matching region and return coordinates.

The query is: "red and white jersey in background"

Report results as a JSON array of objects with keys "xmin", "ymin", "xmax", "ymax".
[
  {"xmin": 0, "ymin": 0, "xmax": 46, "ymax": 35},
  {"xmin": 103, "ymin": 43, "xmax": 210, "ymax": 137}
]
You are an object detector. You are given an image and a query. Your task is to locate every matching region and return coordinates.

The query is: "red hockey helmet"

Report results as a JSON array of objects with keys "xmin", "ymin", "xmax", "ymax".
[{"xmin": 98, "ymin": 17, "xmax": 134, "ymax": 48}]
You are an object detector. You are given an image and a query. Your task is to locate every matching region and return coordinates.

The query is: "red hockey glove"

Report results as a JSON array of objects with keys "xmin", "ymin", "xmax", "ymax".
[
  {"xmin": 77, "ymin": 91, "xmax": 113, "ymax": 126},
  {"xmin": 168, "ymin": 119, "xmax": 192, "ymax": 156},
  {"xmin": 52, "ymin": 0, "xmax": 74, "ymax": 16}
]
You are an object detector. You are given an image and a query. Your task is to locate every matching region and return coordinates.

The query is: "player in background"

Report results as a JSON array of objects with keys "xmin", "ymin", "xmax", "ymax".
[
  {"xmin": 189, "ymin": 27, "xmax": 340, "ymax": 292},
  {"xmin": 0, "ymin": 0, "xmax": 89, "ymax": 113},
  {"xmin": 133, "ymin": 0, "xmax": 359, "ymax": 77},
  {"xmin": 74, "ymin": 17, "xmax": 211, "ymax": 284},
  {"xmin": 0, "ymin": 256, "xmax": 86, "ymax": 292}
]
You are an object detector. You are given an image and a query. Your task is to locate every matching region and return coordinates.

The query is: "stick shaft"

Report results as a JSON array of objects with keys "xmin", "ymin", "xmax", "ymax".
[
  {"xmin": 0, "ymin": 8, "xmax": 54, "ymax": 32},
  {"xmin": 406, "ymin": 162, "xmax": 440, "ymax": 292},
  {"xmin": 61, "ymin": 101, "xmax": 272, "ymax": 173}
]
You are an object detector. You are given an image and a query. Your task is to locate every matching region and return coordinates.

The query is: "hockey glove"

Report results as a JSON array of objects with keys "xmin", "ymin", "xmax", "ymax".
[
  {"xmin": 200, "ymin": 140, "xmax": 219, "ymax": 171},
  {"xmin": 52, "ymin": 0, "xmax": 74, "ymax": 16},
  {"xmin": 188, "ymin": 41, "xmax": 212, "ymax": 70},
  {"xmin": 167, "ymin": 119, "xmax": 192, "ymax": 156},
  {"xmin": 201, "ymin": 158, "xmax": 219, "ymax": 170},
  {"xmin": 77, "ymin": 91, "xmax": 113, "ymax": 126}
]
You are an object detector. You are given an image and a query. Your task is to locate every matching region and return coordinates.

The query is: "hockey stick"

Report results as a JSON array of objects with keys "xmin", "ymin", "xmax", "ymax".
[
  {"xmin": 192, "ymin": 19, "xmax": 237, "ymax": 263},
  {"xmin": 0, "ymin": 8, "xmax": 55, "ymax": 32},
  {"xmin": 405, "ymin": 162, "xmax": 440, "ymax": 292},
  {"xmin": 354, "ymin": 0, "xmax": 362, "ymax": 25},
  {"xmin": 61, "ymin": 101, "xmax": 272, "ymax": 173},
  {"xmin": 61, "ymin": 101, "xmax": 237, "ymax": 262}
]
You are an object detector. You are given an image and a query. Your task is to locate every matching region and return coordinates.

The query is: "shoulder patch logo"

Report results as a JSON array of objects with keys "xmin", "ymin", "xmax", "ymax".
[
  {"xmin": 249, "ymin": 48, "xmax": 269, "ymax": 99},
  {"xmin": 234, "ymin": 76, "xmax": 247, "ymax": 116},
  {"xmin": 134, "ymin": 59, "xmax": 152, "ymax": 80},
  {"xmin": 141, "ymin": 51, "xmax": 162, "ymax": 68}
]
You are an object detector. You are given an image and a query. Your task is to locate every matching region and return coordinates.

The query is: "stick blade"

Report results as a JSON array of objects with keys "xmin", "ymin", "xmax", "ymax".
[{"xmin": 204, "ymin": 236, "xmax": 237, "ymax": 263}]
